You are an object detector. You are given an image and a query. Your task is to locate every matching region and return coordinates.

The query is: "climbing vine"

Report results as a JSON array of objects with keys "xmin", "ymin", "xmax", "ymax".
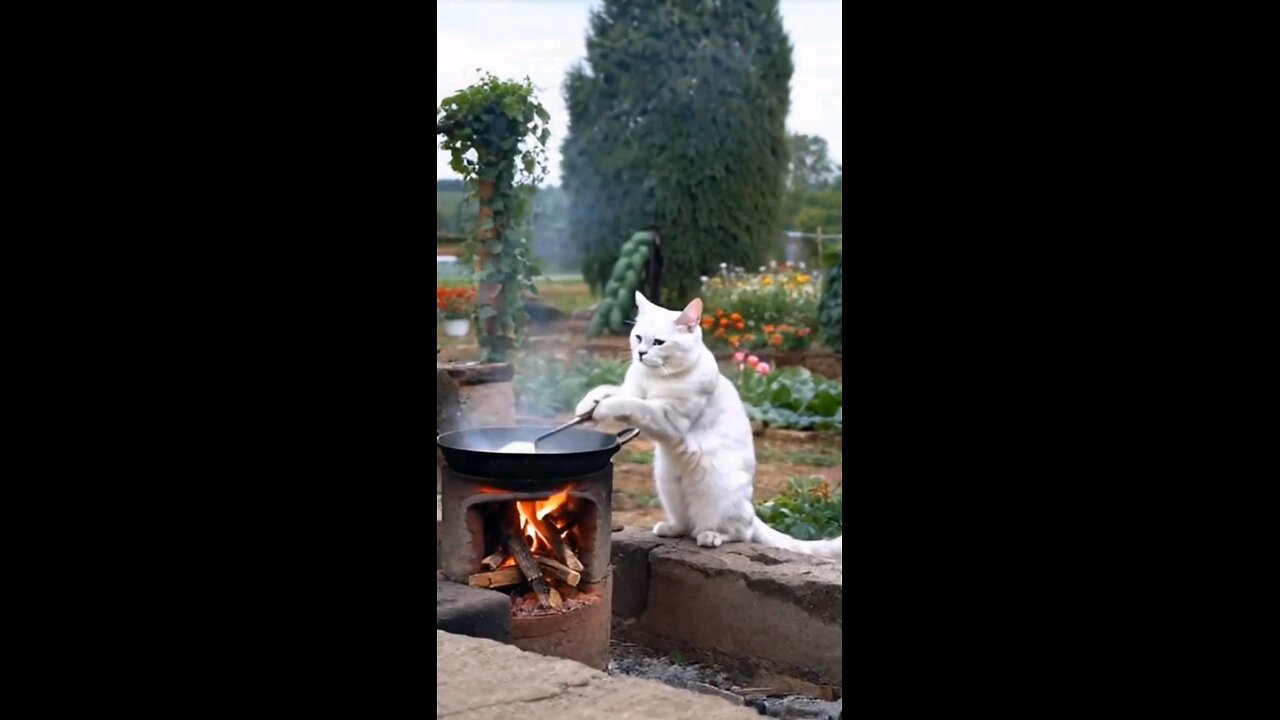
[{"xmin": 437, "ymin": 72, "xmax": 549, "ymax": 363}]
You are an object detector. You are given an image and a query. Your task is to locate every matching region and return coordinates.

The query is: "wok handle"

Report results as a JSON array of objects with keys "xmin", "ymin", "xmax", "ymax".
[{"xmin": 616, "ymin": 427, "xmax": 641, "ymax": 446}]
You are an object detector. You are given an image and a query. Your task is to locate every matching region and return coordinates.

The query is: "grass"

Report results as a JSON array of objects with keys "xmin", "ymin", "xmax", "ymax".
[
  {"xmin": 756, "ymin": 448, "xmax": 842, "ymax": 467},
  {"xmin": 630, "ymin": 490, "xmax": 656, "ymax": 507},
  {"xmin": 532, "ymin": 276, "xmax": 594, "ymax": 314},
  {"xmin": 617, "ymin": 449, "xmax": 654, "ymax": 465}
]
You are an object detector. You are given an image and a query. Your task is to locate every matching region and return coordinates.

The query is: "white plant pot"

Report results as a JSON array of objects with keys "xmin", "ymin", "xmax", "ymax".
[{"xmin": 442, "ymin": 318, "xmax": 471, "ymax": 337}]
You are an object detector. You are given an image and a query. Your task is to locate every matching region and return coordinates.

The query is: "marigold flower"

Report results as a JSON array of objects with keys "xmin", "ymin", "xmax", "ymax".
[
  {"xmin": 770, "ymin": 334, "xmax": 784, "ymax": 346},
  {"xmin": 437, "ymin": 286, "xmax": 476, "ymax": 316},
  {"xmin": 719, "ymin": 318, "xmax": 730, "ymax": 328},
  {"xmin": 734, "ymin": 321, "xmax": 745, "ymax": 330}
]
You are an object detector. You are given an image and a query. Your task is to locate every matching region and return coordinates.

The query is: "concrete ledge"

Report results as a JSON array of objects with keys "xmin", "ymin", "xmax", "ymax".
[
  {"xmin": 438, "ymin": 629, "xmax": 761, "ymax": 719},
  {"xmin": 437, "ymin": 581, "xmax": 511, "ymax": 643},
  {"xmin": 611, "ymin": 527, "xmax": 843, "ymax": 692},
  {"xmin": 610, "ymin": 529, "xmax": 665, "ymax": 619}
]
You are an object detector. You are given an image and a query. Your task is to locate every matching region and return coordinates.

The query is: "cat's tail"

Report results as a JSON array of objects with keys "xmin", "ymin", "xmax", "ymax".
[{"xmin": 750, "ymin": 517, "xmax": 842, "ymax": 561}]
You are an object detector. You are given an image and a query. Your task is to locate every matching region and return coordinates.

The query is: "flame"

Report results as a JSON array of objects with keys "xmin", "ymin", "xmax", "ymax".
[
  {"xmin": 515, "ymin": 490, "xmax": 572, "ymax": 551},
  {"xmin": 516, "ymin": 501, "xmax": 540, "ymax": 550},
  {"xmin": 538, "ymin": 489, "xmax": 570, "ymax": 520}
]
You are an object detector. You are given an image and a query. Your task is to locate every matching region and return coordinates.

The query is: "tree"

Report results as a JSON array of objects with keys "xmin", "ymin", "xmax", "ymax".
[
  {"xmin": 791, "ymin": 190, "xmax": 842, "ymax": 235},
  {"xmin": 786, "ymin": 133, "xmax": 837, "ymax": 191},
  {"xmin": 562, "ymin": 0, "xmax": 793, "ymax": 306},
  {"xmin": 779, "ymin": 132, "xmax": 841, "ymax": 234}
]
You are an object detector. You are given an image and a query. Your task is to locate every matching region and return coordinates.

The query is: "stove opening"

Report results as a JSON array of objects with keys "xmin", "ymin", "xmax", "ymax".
[{"xmin": 464, "ymin": 487, "xmax": 602, "ymax": 616}]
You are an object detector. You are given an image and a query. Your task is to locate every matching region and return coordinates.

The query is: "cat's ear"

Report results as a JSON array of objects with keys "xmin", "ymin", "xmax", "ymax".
[
  {"xmin": 635, "ymin": 290, "xmax": 653, "ymax": 314},
  {"xmin": 674, "ymin": 298, "xmax": 703, "ymax": 332}
]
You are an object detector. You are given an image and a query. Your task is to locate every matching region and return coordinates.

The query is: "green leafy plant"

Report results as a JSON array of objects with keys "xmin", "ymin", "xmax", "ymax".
[
  {"xmin": 755, "ymin": 477, "xmax": 842, "ymax": 540},
  {"xmin": 437, "ymin": 72, "xmax": 550, "ymax": 362},
  {"xmin": 818, "ymin": 256, "xmax": 842, "ymax": 352},
  {"xmin": 735, "ymin": 365, "xmax": 842, "ymax": 431}
]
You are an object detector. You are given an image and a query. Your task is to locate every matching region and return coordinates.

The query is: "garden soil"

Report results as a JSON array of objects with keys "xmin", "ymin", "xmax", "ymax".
[{"xmin": 611, "ymin": 435, "xmax": 842, "ymax": 530}]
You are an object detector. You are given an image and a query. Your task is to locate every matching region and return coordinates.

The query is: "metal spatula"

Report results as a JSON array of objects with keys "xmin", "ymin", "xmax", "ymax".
[{"xmin": 533, "ymin": 411, "xmax": 593, "ymax": 448}]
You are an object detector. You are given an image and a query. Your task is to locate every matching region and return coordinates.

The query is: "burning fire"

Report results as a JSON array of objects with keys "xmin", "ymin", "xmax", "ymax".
[
  {"xmin": 515, "ymin": 489, "xmax": 570, "ymax": 552},
  {"xmin": 469, "ymin": 487, "xmax": 586, "ymax": 611}
]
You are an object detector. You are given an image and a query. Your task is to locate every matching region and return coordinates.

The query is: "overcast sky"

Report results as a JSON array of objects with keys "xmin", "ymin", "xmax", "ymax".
[{"xmin": 436, "ymin": 0, "xmax": 842, "ymax": 186}]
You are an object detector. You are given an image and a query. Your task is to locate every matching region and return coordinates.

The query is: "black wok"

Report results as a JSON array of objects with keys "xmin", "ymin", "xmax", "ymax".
[{"xmin": 437, "ymin": 425, "xmax": 641, "ymax": 482}]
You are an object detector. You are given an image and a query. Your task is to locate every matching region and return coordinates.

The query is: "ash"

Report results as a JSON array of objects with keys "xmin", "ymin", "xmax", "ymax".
[
  {"xmin": 510, "ymin": 588, "xmax": 600, "ymax": 617},
  {"xmin": 607, "ymin": 641, "xmax": 841, "ymax": 720}
]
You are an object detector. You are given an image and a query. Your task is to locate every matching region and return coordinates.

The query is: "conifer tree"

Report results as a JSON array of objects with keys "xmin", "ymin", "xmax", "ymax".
[{"xmin": 563, "ymin": 0, "xmax": 793, "ymax": 306}]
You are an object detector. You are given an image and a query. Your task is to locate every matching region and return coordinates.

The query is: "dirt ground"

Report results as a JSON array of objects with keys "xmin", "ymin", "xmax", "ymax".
[{"xmin": 608, "ymin": 432, "xmax": 842, "ymax": 529}]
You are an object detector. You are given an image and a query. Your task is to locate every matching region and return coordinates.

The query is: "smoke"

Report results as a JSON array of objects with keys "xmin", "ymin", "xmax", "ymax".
[{"xmin": 513, "ymin": 341, "xmax": 631, "ymax": 422}]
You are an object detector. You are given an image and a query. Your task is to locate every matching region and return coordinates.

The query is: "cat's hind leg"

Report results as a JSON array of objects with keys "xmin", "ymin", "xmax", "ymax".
[
  {"xmin": 687, "ymin": 471, "xmax": 756, "ymax": 548},
  {"xmin": 653, "ymin": 451, "xmax": 690, "ymax": 538},
  {"xmin": 694, "ymin": 513, "xmax": 754, "ymax": 548}
]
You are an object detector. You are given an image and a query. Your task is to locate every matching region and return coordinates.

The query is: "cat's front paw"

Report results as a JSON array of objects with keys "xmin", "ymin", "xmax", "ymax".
[
  {"xmin": 653, "ymin": 521, "xmax": 687, "ymax": 538},
  {"xmin": 592, "ymin": 396, "xmax": 631, "ymax": 422},
  {"xmin": 575, "ymin": 386, "xmax": 617, "ymax": 418},
  {"xmin": 696, "ymin": 530, "xmax": 726, "ymax": 548}
]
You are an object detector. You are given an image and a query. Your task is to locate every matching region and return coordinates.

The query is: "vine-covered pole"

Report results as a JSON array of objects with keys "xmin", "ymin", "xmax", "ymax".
[
  {"xmin": 474, "ymin": 172, "xmax": 498, "ymax": 339},
  {"xmin": 437, "ymin": 73, "xmax": 549, "ymax": 363}
]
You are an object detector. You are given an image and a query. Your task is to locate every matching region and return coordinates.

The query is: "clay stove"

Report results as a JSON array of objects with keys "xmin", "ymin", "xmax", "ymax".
[{"xmin": 439, "ymin": 464, "xmax": 613, "ymax": 669}]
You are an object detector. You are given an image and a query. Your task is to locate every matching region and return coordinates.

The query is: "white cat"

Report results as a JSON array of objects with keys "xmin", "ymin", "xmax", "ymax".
[{"xmin": 576, "ymin": 291, "xmax": 841, "ymax": 561}]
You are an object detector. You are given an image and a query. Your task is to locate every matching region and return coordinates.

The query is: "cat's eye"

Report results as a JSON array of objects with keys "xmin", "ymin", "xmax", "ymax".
[
  {"xmin": 653, "ymin": 339, "xmax": 665, "ymax": 346},
  {"xmin": 635, "ymin": 334, "xmax": 642, "ymax": 342}
]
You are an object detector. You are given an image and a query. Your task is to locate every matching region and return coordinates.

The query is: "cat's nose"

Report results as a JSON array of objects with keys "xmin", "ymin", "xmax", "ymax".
[{"xmin": 638, "ymin": 350, "xmax": 648, "ymax": 358}]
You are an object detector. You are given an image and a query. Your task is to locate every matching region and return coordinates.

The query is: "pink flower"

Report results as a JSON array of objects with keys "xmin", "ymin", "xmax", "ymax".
[
  {"xmin": 746, "ymin": 355, "xmax": 759, "ymax": 367},
  {"xmin": 733, "ymin": 351, "xmax": 746, "ymax": 363},
  {"xmin": 755, "ymin": 362, "xmax": 771, "ymax": 375}
]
